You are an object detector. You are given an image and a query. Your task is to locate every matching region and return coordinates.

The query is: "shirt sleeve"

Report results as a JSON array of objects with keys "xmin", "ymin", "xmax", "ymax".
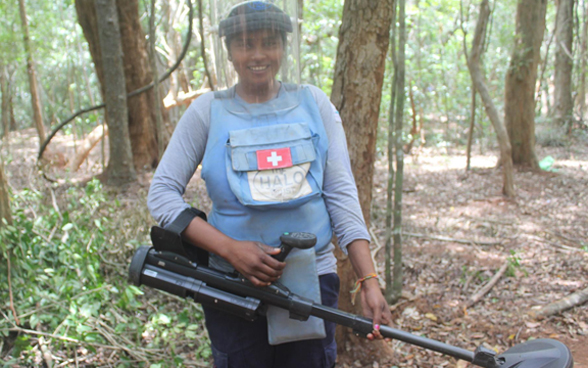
[
  {"xmin": 147, "ymin": 92, "xmax": 214, "ymax": 229},
  {"xmin": 307, "ymin": 85, "xmax": 371, "ymax": 254}
]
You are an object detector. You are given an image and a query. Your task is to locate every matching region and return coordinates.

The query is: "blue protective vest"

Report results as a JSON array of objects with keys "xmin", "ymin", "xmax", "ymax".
[{"xmin": 201, "ymin": 85, "xmax": 333, "ymax": 272}]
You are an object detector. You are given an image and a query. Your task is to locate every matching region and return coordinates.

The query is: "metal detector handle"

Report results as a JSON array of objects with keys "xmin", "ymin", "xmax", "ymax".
[{"xmin": 273, "ymin": 232, "xmax": 317, "ymax": 262}]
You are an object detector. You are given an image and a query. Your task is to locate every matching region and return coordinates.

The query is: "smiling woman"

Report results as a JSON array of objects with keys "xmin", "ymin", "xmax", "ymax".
[{"xmin": 146, "ymin": 1, "xmax": 392, "ymax": 367}]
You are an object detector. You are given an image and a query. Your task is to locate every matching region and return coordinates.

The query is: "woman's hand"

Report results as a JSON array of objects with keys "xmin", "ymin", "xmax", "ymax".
[
  {"xmin": 346, "ymin": 239, "xmax": 392, "ymax": 341},
  {"xmin": 360, "ymin": 278, "xmax": 392, "ymax": 340},
  {"xmin": 224, "ymin": 240, "xmax": 286, "ymax": 287}
]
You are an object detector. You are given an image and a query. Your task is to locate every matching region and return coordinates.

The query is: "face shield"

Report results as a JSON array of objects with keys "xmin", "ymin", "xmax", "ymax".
[{"xmin": 210, "ymin": 1, "xmax": 301, "ymax": 113}]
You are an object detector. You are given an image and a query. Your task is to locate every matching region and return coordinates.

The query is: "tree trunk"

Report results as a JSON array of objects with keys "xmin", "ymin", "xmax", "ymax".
[
  {"xmin": 578, "ymin": 0, "xmax": 587, "ymax": 120},
  {"xmin": 391, "ymin": 0, "xmax": 406, "ymax": 304},
  {"xmin": 1, "ymin": 65, "xmax": 10, "ymax": 139},
  {"xmin": 385, "ymin": 1, "xmax": 398, "ymax": 305},
  {"xmin": 466, "ymin": 87, "xmax": 476, "ymax": 171},
  {"xmin": 94, "ymin": 0, "xmax": 136, "ymax": 185},
  {"xmin": 330, "ymin": 0, "xmax": 394, "ymax": 363},
  {"xmin": 504, "ymin": 0, "xmax": 547, "ymax": 168},
  {"xmin": 76, "ymin": 0, "xmax": 165, "ymax": 171},
  {"xmin": 18, "ymin": 0, "xmax": 47, "ymax": 144},
  {"xmin": 149, "ymin": 0, "xmax": 167, "ymax": 159},
  {"xmin": 466, "ymin": 0, "xmax": 515, "ymax": 197},
  {"xmin": 0, "ymin": 158, "xmax": 11, "ymax": 226},
  {"xmin": 553, "ymin": 0, "xmax": 575, "ymax": 129}
]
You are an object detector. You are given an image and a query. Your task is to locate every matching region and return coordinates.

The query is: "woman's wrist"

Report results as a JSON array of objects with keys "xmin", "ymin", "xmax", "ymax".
[{"xmin": 362, "ymin": 277, "xmax": 380, "ymax": 290}]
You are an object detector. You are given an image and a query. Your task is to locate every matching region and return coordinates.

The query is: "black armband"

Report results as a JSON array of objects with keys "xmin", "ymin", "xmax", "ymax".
[
  {"xmin": 150, "ymin": 207, "xmax": 209, "ymax": 266},
  {"xmin": 166, "ymin": 207, "xmax": 207, "ymax": 235}
]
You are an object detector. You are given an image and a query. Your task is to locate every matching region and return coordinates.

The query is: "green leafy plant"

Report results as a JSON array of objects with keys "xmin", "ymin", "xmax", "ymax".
[
  {"xmin": 0, "ymin": 179, "xmax": 209, "ymax": 366},
  {"xmin": 506, "ymin": 250, "xmax": 527, "ymax": 277}
]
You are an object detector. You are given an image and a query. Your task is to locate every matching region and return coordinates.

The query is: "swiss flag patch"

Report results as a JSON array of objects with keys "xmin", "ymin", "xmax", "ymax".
[{"xmin": 256, "ymin": 148, "xmax": 293, "ymax": 170}]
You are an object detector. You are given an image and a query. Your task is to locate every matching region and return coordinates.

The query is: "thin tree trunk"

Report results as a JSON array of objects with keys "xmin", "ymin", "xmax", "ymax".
[
  {"xmin": 466, "ymin": 0, "xmax": 515, "ymax": 197},
  {"xmin": 149, "ymin": 0, "xmax": 167, "ymax": 158},
  {"xmin": 391, "ymin": 0, "xmax": 406, "ymax": 304},
  {"xmin": 536, "ymin": 24, "xmax": 556, "ymax": 114},
  {"xmin": 466, "ymin": 87, "xmax": 476, "ymax": 171},
  {"xmin": 578, "ymin": 0, "xmax": 587, "ymax": 120},
  {"xmin": 553, "ymin": 0, "xmax": 575, "ymax": 129},
  {"xmin": 330, "ymin": 0, "xmax": 394, "ymax": 363},
  {"xmin": 504, "ymin": 0, "xmax": 547, "ymax": 168},
  {"xmin": 0, "ymin": 158, "xmax": 11, "ymax": 226},
  {"xmin": 18, "ymin": 0, "xmax": 47, "ymax": 144},
  {"xmin": 385, "ymin": 1, "xmax": 398, "ymax": 305},
  {"xmin": 94, "ymin": 0, "xmax": 136, "ymax": 184},
  {"xmin": 1, "ymin": 65, "xmax": 10, "ymax": 139}
]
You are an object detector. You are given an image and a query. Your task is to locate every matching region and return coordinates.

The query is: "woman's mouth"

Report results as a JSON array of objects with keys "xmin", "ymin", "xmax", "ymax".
[{"xmin": 249, "ymin": 65, "xmax": 269, "ymax": 72}]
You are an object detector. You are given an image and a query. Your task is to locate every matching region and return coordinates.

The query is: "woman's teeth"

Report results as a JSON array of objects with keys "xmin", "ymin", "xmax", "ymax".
[{"xmin": 250, "ymin": 66, "xmax": 268, "ymax": 71}]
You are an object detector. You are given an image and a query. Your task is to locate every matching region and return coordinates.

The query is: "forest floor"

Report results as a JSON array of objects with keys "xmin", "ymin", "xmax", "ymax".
[{"xmin": 2, "ymin": 129, "xmax": 587, "ymax": 368}]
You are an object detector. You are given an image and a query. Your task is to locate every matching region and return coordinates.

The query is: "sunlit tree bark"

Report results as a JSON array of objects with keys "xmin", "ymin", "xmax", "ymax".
[
  {"xmin": 330, "ymin": 0, "xmax": 394, "ymax": 363},
  {"xmin": 504, "ymin": 0, "xmax": 547, "ymax": 168}
]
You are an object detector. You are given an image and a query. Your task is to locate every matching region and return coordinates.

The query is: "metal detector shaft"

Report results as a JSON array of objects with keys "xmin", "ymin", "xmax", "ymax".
[{"xmin": 309, "ymin": 303, "xmax": 477, "ymax": 363}]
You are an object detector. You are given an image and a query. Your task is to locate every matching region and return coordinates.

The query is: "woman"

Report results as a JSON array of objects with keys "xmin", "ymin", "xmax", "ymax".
[{"xmin": 147, "ymin": 1, "xmax": 391, "ymax": 367}]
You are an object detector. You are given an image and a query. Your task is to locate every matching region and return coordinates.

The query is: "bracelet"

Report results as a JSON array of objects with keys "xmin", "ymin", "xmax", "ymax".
[{"xmin": 350, "ymin": 273, "xmax": 378, "ymax": 305}]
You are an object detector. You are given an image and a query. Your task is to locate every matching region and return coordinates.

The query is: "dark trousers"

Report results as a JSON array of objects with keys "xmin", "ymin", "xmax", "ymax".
[{"xmin": 203, "ymin": 273, "xmax": 340, "ymax": 368}]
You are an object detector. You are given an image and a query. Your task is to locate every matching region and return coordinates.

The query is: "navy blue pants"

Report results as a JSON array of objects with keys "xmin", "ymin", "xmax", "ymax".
[{"xmin": 203, "ymin": 273, "xmax": 340, "ymax": 368}]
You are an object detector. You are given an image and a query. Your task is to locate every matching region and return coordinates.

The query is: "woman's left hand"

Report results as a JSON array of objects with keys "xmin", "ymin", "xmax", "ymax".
[{"xmin": 359, "ymin": 278, "xmax": 392, "ymax": 341}]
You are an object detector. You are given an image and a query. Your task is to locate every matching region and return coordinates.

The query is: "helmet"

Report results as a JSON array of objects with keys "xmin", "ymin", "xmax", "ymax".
[{"xmin": 219, "ymin": 1, "xmax": 293, "ymax": 38}]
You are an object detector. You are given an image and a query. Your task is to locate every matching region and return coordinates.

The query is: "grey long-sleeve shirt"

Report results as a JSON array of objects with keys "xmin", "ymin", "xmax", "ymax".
[{"xmin": 147, "ymin": 85, "xmax": 369, "ymax": 275}]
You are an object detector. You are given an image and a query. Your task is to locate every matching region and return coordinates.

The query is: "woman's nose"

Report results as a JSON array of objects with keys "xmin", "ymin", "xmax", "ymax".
[{"xmin": 251, "ymin": 46, "xmax": 265, "ymax": 59}]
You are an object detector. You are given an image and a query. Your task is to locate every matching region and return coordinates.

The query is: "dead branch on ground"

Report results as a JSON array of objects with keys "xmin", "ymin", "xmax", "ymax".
[
  {"xmin": 404, "ymin": 232, "xmax": 502, "ymax": 246},
  {"xmin": 465, "ymin": 261, "xmax": 508, "ymax": 308},
  {"xmin": 529, "ymin": 286, "xmax": 588, "ymax": 319}
]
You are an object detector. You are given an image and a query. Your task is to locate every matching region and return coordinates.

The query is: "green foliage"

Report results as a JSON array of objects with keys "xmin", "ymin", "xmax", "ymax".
[
  {"xmin": 0, "ymin": 180, "xmax": 208, "ymax": 366},
  {"xmin": 300, "ymin": 0, "xmax": 343, "ymax": 95},
  {"xmin": 506, "ymin": 249, "xmax": 526, "ymax": 277}
]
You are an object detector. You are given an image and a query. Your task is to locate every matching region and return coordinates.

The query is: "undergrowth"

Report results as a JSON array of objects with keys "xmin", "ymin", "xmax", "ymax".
[{"xmin": 0, "ymin": 180, "xmax": 210, "ymax": 367}]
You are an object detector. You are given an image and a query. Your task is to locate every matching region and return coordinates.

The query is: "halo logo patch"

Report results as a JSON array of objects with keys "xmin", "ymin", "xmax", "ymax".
[{"xmin": 247, "ymin": 163, "xmax": 312, "ymax": 202}]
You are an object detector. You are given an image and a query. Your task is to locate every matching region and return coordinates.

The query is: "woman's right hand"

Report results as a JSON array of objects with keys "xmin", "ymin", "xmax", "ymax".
[{"xmin": 223, "ymin": 240, "xmax": 286, "ymax": 287}]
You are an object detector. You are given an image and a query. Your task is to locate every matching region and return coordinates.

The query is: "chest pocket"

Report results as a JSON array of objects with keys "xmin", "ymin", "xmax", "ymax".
[{"xmin": 226, "ymin": 123, "xmax": 323, "ymax": 209}]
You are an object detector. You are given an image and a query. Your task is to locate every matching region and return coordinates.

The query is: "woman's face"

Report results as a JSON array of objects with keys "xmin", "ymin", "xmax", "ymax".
[{"xmin": 228, "ymin": 29, "xmax": 284, "ymax": 91}]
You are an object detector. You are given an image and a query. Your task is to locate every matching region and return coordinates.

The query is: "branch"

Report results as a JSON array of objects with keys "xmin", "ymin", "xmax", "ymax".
[
  {"xmin": 6, "ymin": 250, "xmax": 20, "ymax": 325},
  {"xmin": 197, "ymin": 0, "xmax": 214, "ymax": 90},
  {"xmin": 37, "ymin": 0, "xmax": 195, "ymax": 162},
  {"xmin": 465, "ymin": 261, "xmax": 508, "ymax": 308},
  {"xmin": 404, "ymin": 232, "xmax": 502, "ymax": 246},
  {"xmin": 529, "ymin": 287, "xmax": 588, "ymax": 319}
]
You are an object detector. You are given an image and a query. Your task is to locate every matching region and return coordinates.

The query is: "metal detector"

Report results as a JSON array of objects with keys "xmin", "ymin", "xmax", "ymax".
[{"xmin": 128, "ymin": 230, "xmax": 574, "ymax": 368}]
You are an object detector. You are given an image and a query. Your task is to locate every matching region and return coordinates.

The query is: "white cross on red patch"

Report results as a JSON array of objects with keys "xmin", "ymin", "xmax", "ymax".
[{"xmin": 256, "ymin": 148, "xmax": 293, "ymax": 170}]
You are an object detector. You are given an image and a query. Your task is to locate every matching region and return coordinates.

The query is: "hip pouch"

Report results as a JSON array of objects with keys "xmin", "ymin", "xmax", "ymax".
[
  {"xmin": 266, "ymin": 247, "xmax": 326, "ymax": 345},
  {"xmin": 226, "ymin": 122, "xmax": 323, "ymax": 209}
]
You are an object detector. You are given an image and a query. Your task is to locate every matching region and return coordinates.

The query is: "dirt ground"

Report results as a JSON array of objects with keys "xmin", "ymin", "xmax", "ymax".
[{"xmin": 2, "ymin": 129, "xmax": 587, "ymax": 367}]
